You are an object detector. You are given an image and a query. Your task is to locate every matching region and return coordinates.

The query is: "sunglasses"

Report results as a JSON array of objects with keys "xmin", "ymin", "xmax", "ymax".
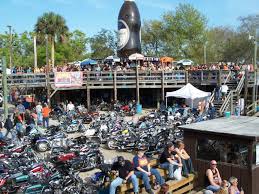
[{"xmin": 211, "ymin": 163, "xmax": 217, "ymax": 166}]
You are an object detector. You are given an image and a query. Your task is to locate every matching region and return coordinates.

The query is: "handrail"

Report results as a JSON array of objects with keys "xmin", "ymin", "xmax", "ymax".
[
  {"xmin": 209, "ymin": 88, "xmax": 216, "ymax": 103},
  {"xmin": 235, "ymin": 74, "xmax": 245, "ymax": 94},
  {"xmin": 223, "ymin": 71, "xmax": 232, "ymax": 85},
  {"xmin": 220, "ymin": 90, "xmax": 233, "ymax": 114},
  {"xmin": 246, "ymin": 99, "xmax": 259, "ymax": 115}
]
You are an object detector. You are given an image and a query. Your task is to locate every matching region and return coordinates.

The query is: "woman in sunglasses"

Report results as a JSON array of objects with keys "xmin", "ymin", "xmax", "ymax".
[{"xmin": 205, "ymin": 160, "xmax": 222, "ymax": 192}]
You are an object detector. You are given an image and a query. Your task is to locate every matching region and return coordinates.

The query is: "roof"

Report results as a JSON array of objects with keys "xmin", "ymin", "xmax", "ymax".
[{"xmin": 179, "ymin": 116, "xmax": 259, "ymax": 140}]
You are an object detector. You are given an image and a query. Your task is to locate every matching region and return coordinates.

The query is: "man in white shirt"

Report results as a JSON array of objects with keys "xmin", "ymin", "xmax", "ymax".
[
  {"xmin": 67, "ymin": 101, "xmax": 75, "ymax": 112},
  {"xmin": 36, "ymin": 102, "xmax": 43, "ymax": 125},
  {"xmin": 220, "ymin": 84, "xmax": 229, "ymax": 100}
]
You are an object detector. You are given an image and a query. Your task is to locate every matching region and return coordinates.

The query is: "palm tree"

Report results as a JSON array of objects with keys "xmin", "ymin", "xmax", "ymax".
[{"xmin": 34, "ymin": 12, "xmax": 69, "ymax": 67}]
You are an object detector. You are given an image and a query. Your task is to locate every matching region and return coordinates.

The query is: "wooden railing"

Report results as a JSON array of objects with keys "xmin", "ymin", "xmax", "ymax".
[
  {"xmin": 0, "ymin": 70, "xmax": 254, "ymax": 89},
  {"xmin": 246, "ymin": 99, "xmax": 259, "ymax": 116},
  {"xmin": 219, "ymin": 74, "xmax": 245, "ymax": 115},
  {"xmin": 188, "ymin": 70, "xmax": 230, "ymax": 85}
]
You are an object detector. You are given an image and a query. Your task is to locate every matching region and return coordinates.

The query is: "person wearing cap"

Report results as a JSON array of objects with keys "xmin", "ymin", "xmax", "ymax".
[
  {"xmin": 159, "ymin": 143, "xmax": 182, "ymax": 180},
  {"xmin": 110, "ymin": 156, "xmax": 139, "ymax": 194},
  {"xmin": 133, "ymin": 149, "xmax": 165, "ymax": 194},
  {"xmin": 205, "ymin": 160, "xmax": 222, "ymax": 192}
]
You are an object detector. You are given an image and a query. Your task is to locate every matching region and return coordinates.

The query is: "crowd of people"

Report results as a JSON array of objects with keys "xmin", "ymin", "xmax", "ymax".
[
  {"xmin": 5, "ymin": 61, "xmax": 254, "ymax": 75},
  {"xmin": 108, "ymin": 141, "xmax": 244, "ymax": 194}
]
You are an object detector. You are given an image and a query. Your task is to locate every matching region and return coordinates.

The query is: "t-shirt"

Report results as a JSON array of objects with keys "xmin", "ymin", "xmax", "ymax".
[
  {"xmin": 133, "ymin": 155, "xmax": 149, "ymax": 171},
  {"xmin": 112, "ymin": 160, "xmax": 134, "ymax": 179},
  {"xmin": 36, "ymin": 105, "xmax": 43, "ymax": 113},
  {"xmin": 221, "ymin": 85, "xmax": 229, "ymax": 93},
  {"xmin": 159, "ymin": 150, "xmax": 171, "ymax": 164},
  {"xmin": 17, "ymin": 104, "xmax": 25, "ymax": 113},
  {"xmin": 67, "ymin": 104, "xmax": 75, "ymax": 111},
  {"xmin": 42, "ymin": 107, "xmax": 51, "ymax": 118}
]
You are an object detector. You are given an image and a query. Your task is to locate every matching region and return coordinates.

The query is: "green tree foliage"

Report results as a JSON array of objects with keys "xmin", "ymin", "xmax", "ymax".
[
  {"xmin": 141, "ymin": 3, "xmax": 207, "ymax": 63},
  {"xmin": 34, "ymin": 12, "xmax": 69, "ymax": 66},
  {"xmin": 90, "ymin": 29, "xmax": 117, "ymax": 59},
  {"xmin": 141, "ymin": 20, "xmax": 164, "ymax": 56}
]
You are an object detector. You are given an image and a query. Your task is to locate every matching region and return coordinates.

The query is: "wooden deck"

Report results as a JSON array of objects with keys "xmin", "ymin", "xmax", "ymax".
[{"xmin": 0, "ymin": 70, "xmax": 246, "ymax": 90}]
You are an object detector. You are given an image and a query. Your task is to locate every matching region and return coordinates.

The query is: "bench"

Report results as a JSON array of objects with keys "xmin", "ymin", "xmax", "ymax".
[{"xmin": 118, "ymin": 159, "xmax": 197, "ymax": 194}]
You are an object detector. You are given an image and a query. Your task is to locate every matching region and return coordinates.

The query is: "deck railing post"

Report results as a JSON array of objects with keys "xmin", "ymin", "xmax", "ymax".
[
  {"xmin": 161, "ymin": 70, "xmax": 165, "ymax": 101},
  {"xmin": 136, "ymin": 61, "xmax": 140, "ymax": 104},
  {"xmin": 86, "ymin": 71, "xmax": 90, "ymax": 110},
  {"xmin": 113, "ymin": 70, "xmax": 117, "ymax": 102}
]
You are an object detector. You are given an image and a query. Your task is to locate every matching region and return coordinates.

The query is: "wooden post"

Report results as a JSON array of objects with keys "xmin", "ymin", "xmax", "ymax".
[
  {"xmin": 230, "ymin": 91, "xmax": 234, "ymax": 114},
  {"xmin": 244, "ymin": 69, "xmax": 248, "ymax": 115},
  {"xmin": 161, "ymin": 70, "xmax": 165, "ymax": 101},
  {"xmin": 86, "ymin": 72, "xmax": 91, "ymax": 110},
  {"xmin": 218, "ymin": 70, "xmax": 222, "ymax": 86},
  {"xmin": 253, "ymin": 70, "xmax": 257, "ymax": 113},
  {"xmin": 136, "ymin": 61, "xmax": 140, "ymax": 104},
  {"xmin": 185, "ymin": 70, "xmax": 189, "ymax": 84},
  {"xmin": 2, "ymin": 57, "xmax": 8, "ymax": 119},
  {"xmin": 113, "ymin": 70, "xmax": 117, "ymax": 102}
]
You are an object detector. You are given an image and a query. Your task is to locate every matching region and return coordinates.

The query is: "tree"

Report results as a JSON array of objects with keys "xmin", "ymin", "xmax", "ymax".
[
  {"xmin": 162, "ymin": 4, "xmax": 207, "ymax": 62},
  {"xmin": 205, "ymin": 27, "xmax": 235, "ymax": 62},
  {"xmin": 90, "ymin": 29, "xmax": 116, "ymax": 59},
  {"xmin": 34, "ymin": 12, "xmax": 69, "ymax": 67},
  {"xmin": 141, "ymin": 20, "xmax": 164, "ymax": 56},
  {"xmin": 68, "ymin": 30, "xmax": 89, "ymax": 61}
]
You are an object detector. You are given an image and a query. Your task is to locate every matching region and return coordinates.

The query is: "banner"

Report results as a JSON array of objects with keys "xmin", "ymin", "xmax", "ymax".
[{"xmin": 54, "ymin": 72, "xmax": 83, "ymax": 88}]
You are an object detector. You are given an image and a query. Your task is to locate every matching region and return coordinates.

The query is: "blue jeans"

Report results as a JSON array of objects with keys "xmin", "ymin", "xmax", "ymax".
[
  {"xmin": 135, "ymin": 168, "xmax": 165, "ymax": 190},
  {"xmin": 206, "ymin": 185, "xmax": 220, "ymax": 192},
  {"xmin": 109, "ymin": 175, "xmax": 138, "ymax": 194},
  {"xmin": 182, "ymin": 158, "xmax": 194, "ymax": 175},
  {"xmin": 160, "ymin": 162, "xmax": 182, "ymax": 180},
  {"xmin": 43, "ymin": 117, "xmax": 49, "ymax": 128},
  {"xmin": 37, "ymin": 112, "xmax": 43, "ymax": 124},
  {"xmin": 16, "ymin": 123, "xmax": 23, "ymax": 132}
]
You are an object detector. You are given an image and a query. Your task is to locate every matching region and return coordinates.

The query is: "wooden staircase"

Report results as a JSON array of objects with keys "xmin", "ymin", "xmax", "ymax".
[{"xmin": 212, "ymin": 73, "xmax": 245, "ymax": 116}]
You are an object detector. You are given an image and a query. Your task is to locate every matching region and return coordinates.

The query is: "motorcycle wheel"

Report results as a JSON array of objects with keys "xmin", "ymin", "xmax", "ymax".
[
  {"xmin": 36, "ymin": 142, "xmax": 50, "ymax": 152},
  {"xmin": 106, "ymin": 140, "xmax": 116, "ymax": 150}
]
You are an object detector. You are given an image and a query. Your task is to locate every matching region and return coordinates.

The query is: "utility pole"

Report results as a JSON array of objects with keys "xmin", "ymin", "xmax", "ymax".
[
  {"xmin": 34, "ymin": 35, "xmax": 38, "ymax": 71},
  {"xmin": 45, "ymin": 35, "xmax": 51, "ymax": 107},
  {"xmin": 7, "ymin": 25, "xmax": 12, "ymax": 71},
  {"xmin": 2, "ymin": 57, "xmax": 8, "ymax": 119}
]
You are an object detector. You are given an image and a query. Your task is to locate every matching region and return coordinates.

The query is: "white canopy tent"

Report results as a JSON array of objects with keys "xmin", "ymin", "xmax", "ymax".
[{"xmin": 165, "ymin": 83, "xmax": 211, "ymax": 108}]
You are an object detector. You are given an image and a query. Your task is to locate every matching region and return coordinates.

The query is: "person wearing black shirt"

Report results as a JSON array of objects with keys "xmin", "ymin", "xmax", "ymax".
[
  {"xmin": 110, "ymin": 156, "xmax": 139, "ymax": 194},
  {"xmin": 159, "ymin": 143, "xmax": 182, "ymax": 180},
  {"xmin": 4, "ymin": 115, "xmax": 13, "ymax": 138}
]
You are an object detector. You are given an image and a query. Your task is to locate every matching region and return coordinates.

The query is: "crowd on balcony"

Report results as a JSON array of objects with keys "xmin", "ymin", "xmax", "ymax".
[{"xmin": 5, "ymin": 61, "xmax": 254, "ymax": 75}]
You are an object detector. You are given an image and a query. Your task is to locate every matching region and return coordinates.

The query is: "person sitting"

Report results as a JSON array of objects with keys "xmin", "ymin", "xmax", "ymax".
[
  {"xmin": 174, "ymin": 140, "xmax": 195, "ymax": 177},
  {"xmin": 110, "ymin": 156, "xmax": 139, "ymax": 194},
  {"xmin": 215, "ymin": 180, "xmax": 230, "ymax": 194},
  {"xmin": 205, "ymin": 160, "xmax": 222, "ymax": 192},
  {"xmin": 228, "ymin": 177, "xmax": 244, "ymax": 194},
  {"xmin": 159, "ymin": 143, "xmax": 182, "ymax": 180},
  {"xmin": 133, "ymin": 149, "xmax": 165, "ymax": 194}
]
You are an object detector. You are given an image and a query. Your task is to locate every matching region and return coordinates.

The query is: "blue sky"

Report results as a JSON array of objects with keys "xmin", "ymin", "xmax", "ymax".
[{"xmin": 0, "ymin": 0, "xmax": 258, "ymax": 37}]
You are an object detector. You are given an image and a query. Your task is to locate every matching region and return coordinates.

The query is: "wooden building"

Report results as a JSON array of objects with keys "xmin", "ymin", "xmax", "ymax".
[{"xmin": 179, "ymin": 116, "xmax": 259, "ymax": 194}]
